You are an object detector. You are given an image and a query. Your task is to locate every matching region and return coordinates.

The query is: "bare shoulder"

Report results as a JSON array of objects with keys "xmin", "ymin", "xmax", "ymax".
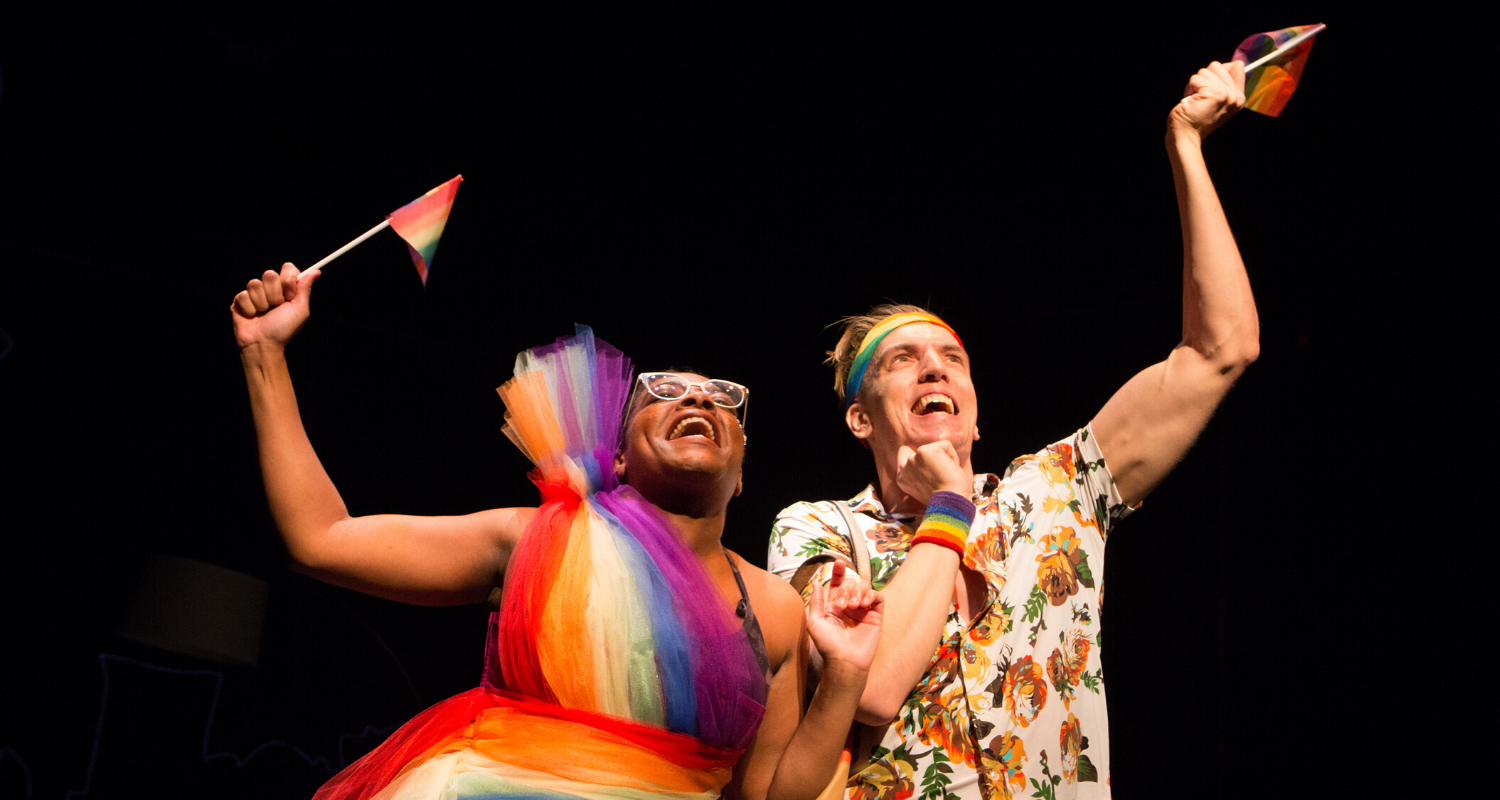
[
  {"xmin": 478, "ymin": 505, "xmax": 538, "ymax": 547},
  {"xmin": 727, "ymin": 550, "xmax": 805, "ymax": 672},
  {"xmin": 451, "ymin": 506, "xmax": 539, "ymax": 580}
]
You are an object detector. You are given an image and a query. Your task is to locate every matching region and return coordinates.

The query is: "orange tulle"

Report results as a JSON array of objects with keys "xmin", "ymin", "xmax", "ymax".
[
  {"xmin": 493, "ymin": 475, "xmax": 579, "ymax": 705},
  {"xmin": 313, "ymin": 686, "xmax": 741, "ymax": 800}
]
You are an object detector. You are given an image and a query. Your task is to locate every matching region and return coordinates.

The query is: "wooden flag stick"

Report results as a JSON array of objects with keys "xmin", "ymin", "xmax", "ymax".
[
  {"xmin": 1242, "ymin": 23, "xmax": 1325, "ymax": 72},
  {"xmin": 1179, "ymin": 23, "xmax": 1326, "ymax": 105},
  {"xmin": 303, "ymin": 218, "xmax": 391, "ymax": 275}
]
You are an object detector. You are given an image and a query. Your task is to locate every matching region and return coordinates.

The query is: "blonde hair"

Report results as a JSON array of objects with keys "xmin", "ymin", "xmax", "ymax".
[{"xmin": 826, "ymin": 303, "xmax": 933, "ymax": 403}]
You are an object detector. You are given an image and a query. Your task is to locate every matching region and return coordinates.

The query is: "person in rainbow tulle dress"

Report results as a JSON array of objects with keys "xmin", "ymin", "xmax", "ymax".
[{"xmin": 231, "ymin": 264, "xmax": 882, "ymax": 799}]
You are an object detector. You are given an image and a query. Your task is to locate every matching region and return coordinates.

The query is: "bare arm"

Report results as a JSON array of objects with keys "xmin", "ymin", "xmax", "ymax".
[
  {"xmin": 733, "ymin": 565, "xmax": 882, "ymax": 800},
  {"xmin": 1092, "ymin": 61, "xmax": 1261, "ymax": 506},
  {"xmin": 847, "ymin": 442, "xmax": 970, "ymax": 724},
  {"xmin": 848, "ymin": 543, "xmax": 955, "ymax": 723},
  {"xmin": 233, "ymin": 263, "xmax": 532, "ymax": 605}
]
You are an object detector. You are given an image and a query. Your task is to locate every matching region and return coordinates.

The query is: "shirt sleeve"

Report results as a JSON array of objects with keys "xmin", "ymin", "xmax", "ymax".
[
  {"xmin": 768, "ymin": 501, "xmax": 856, "ymax": 600},
  {"xmin": 1075, "ymin": 422, "xmax": 1135, "ymax": 536}
]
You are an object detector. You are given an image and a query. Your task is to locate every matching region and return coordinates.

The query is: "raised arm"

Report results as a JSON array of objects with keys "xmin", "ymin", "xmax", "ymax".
[
  {"xmin": 232, "ymin": 263, "xmax": 532, "ymax": 605},
  {"xmin": 1092, "ymin": 61, "xmax": 1261, "ymax": 506}
]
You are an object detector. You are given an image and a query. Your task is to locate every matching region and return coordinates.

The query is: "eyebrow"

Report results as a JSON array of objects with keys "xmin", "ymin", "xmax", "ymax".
[{"xmin": 881, "ymin": 343, "xmax": 967, "ymax": 357}]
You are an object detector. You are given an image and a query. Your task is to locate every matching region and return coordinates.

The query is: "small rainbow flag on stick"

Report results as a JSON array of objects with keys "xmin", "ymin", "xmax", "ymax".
[
  {"xmin": 304, "ymin": 175, "xmax": 464, "ymax": 285},
  {"xmin": 386, "ymin": 175, "xmax": 462, "ymax": 285},
  {"xmin": 1233, "ymin": 24, "xmax": 1326, "ymax": 117}
]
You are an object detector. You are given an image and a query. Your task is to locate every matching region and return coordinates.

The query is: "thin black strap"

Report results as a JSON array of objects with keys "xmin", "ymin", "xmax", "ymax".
[{"xmin": 724, "ymin": 549, "xmax": 772, "ymax": 681}]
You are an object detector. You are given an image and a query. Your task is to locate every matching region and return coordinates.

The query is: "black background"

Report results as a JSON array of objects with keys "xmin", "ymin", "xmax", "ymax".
[{"xmin": 0, "ymin": 5, "xmax": 1450, "ymax": 798}]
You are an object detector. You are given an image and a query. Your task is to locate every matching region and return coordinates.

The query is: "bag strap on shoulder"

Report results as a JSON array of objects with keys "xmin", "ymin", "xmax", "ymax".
[{"xmin": 789, "ymin": 501, "xmax": 872, "ymax": 593}]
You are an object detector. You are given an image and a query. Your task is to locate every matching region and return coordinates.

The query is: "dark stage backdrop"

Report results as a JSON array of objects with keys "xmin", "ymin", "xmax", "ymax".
[{"xmin": 1, "ymin": 6, "xmax": 1443, "ymax": 799}]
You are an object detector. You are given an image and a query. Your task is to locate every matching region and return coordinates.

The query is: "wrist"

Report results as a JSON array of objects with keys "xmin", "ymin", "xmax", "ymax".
[
  {"xmin": 240, "ymin": 340, "xmax": 287, "ymax": 361},
  {"xmin": 819, "ymin": 657, "xmax": 871, "ymax": 688},
  {"xmin": 1166, "ymin": 124, "xmax": 1203, "ymax": 152},
  {"xmin": 240, "ymin": 341, "xmax": 289, "ymax": 383},
  {"xmin": 911, "ymin": 491, "xmax": 976, "ymax": 557}
]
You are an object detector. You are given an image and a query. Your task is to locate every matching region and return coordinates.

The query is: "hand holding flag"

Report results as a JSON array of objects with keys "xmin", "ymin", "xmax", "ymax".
[
  {"xmin": 1170, "ymin": 61, "xmax": 1246, "ymax": 140},
  {"xmin": 231, "ymin": 262, "xmax": 318, "ymax": 352}
]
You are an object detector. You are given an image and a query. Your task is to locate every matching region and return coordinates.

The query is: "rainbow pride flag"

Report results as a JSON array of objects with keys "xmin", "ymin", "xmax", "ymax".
[
  {"xmin": 386, "ymin": 175, "xmax": 462, "ymax": 285},
  {"xmin": 1233, "ymin": 24, "xmax": 1325, "ymax": 117}
]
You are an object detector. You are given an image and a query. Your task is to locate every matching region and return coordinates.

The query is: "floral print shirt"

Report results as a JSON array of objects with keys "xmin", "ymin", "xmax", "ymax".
[{"xmin": 768, "ymin": 427, "xmax": 1132, "ymax": 800}]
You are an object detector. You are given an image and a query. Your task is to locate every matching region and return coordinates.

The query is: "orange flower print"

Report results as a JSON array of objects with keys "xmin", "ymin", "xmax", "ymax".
[
  {"xmin": 1038, "ymin": 528, "xmax": 1086, "ymax": 603},
  {"xmin": 1001, "ymin": 656, "xmax": 1048, "ymax": 727},
  {"xmin": 1047, "ymin": 630, "xmax": 1092, "ymax": 709},
  {"xmin": 1059, "ymin": 713, "xmax": 1083, "ymax": 782},
  {"xmin": 850, "ymin": 753, "xmax": 916, "ymax": 800},
  {"xmin": 1038, "ymin": 525, "xmax": 1082, "ymax": 560},
  {"xmin": 979, "ymin": 733, "xmax": 1027, "ymax": 799},
  {"xmin": 905, "ymin": 644, "xmax": 977, "ymax": 767},
  {"xmin": 1036, "ymin": 526, "xmax": 1090, "ymax": 606},
  {"xmin": 1037, "ymin": 443, "xmax": 1076, "ymax": 485},
  {"xmin": 867, "ymin": 522, "xmax": 912, "ymax": 555},
  {"xmin": 969, "ymin": 601, "xmax": 1014, "ymax": 647},
  {"xmin": 915, "ymin": 644, "xmax": 959, "ymax": 709},
  {"xmin": 928, "ymin": 711, "xmax": 978, "ymax": 768},
  {"xmin": 967, "ymin": 519, "xmax": 1008, "ymax": 573},
  {"xmin": 1046, "ymin": 657, "xmax": 1070, "ymax": 712},
  {"xmin": 1036, "ymin": 552, "xmax": 1079, "ymax": 607}
]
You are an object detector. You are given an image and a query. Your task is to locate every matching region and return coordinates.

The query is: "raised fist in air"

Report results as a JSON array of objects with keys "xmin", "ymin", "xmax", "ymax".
[
  {"xmin": 230, "ymin": 263, "xmax": 319, "ymax": 351},
  {"xmin": 1170, "ymin": 60, "xmax": 1246, "ymax": 140}
]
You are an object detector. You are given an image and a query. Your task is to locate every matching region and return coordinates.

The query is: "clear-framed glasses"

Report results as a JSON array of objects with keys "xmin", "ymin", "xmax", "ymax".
[{"xmin": 634, "ymin": 372, "xmax": 750, "ymax": 428}]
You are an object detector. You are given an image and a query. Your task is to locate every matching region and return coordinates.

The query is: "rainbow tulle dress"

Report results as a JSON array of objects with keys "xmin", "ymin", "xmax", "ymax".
[{"xmin": 315, "ymin": 327, "xmax": 768, "ymax": 799}]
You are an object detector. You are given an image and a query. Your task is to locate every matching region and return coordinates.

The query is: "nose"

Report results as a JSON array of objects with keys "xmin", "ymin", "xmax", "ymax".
[{"xmin": 917, "ymin": 348, "xmax": 947, "ymax": 383}]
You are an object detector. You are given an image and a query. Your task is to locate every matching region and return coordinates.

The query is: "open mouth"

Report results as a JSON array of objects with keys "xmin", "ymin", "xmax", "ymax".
[
  {"xmin": 668, "ymin": 415, "xmax": 717, "ymax": 442},
  {"xmin": 911, "ymin": 393, "xmax": 957, "ymax": 416}
]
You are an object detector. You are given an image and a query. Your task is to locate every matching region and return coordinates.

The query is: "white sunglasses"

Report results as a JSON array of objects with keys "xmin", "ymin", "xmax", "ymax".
[{"xmin": 632, "ymin": 372, "xmax": 750, "ymax": 428}]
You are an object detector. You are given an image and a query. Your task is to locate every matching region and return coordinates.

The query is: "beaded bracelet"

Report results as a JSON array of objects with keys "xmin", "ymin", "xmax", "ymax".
[{"xmin": 911, "ymin": 491, "xmax": 977, "ymax": 557}]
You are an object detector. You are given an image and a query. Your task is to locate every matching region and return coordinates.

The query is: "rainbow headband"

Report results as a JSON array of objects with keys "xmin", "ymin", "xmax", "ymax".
[{"xmin": 844, "ymin": 312, "xmax": 962, "ymax": 408}]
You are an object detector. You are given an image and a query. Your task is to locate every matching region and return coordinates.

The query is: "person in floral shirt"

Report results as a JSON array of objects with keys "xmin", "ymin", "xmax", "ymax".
[{"xmin": 768, "ymin": 59, "xmax": 1260, "ymax": 800}]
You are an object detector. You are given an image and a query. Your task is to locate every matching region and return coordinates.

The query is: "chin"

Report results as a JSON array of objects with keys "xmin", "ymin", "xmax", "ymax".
[
  {"xmin": 906, "ymin": 419, "xmax": 967, "ymax": 441},
  {"xmin": 657, "ymin": 447, "xmax": 734, "ymax": 476}
]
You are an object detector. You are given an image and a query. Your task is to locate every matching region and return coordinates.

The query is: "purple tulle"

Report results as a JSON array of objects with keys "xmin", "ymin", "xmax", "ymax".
[{"xmin": 594, "ymin": 488, "xmax": 767, "ymax": 749}]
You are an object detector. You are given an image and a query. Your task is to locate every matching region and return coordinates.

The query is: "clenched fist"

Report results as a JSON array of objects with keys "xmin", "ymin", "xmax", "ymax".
[
  {"xmin": 895, "ymin": 440, "xmax": 973, "ymax": 507},
  {"xmin": 1169, "ymin": 60, "xmax": 1246, "ymax": 141},
  {"xmin": 231, "ymin": 262, "xmax": 319, "ymax": 351}
]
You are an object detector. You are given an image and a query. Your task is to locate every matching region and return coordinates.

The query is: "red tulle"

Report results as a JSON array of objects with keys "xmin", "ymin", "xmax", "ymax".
[
  {"xmin": 494, "ymin": 475, "xmax": 581, "ymax": 704},
  {"xmin": 312, "ymin": 686, "xmax": 742, "ymax": 799},
  {"xmin": 313, "ymin": 688, "xmax": 495, "ymax": 800}
]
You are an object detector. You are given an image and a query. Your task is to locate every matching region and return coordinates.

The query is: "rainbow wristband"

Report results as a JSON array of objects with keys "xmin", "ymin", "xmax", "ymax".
[{"xmin": 911, "ymin": 491, "xmax": 976, "ymax": 556}]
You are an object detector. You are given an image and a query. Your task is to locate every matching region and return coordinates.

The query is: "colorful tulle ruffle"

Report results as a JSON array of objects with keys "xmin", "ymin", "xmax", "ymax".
[
  {"xmin": 316, "ymin": 326, "xmax": 766, "ymax": 798},
  {"xmin": 313, "ymin": 687, "xmax": 741, "ymax": 800}
]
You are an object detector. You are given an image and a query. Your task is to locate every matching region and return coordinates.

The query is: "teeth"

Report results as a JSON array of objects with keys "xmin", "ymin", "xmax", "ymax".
[
  {"xmin": 670, "ymin": 417, "xmax": 716, "ymax": 441},
  {"xmin": 912, "ymin": 394, "xmax": 955, "ymax": 415}
]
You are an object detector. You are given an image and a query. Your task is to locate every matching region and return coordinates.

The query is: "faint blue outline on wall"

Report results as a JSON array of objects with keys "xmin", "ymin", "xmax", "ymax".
[{"xmin": 64, "ymin": 653, "xmax": 396, "ymax": 799}]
